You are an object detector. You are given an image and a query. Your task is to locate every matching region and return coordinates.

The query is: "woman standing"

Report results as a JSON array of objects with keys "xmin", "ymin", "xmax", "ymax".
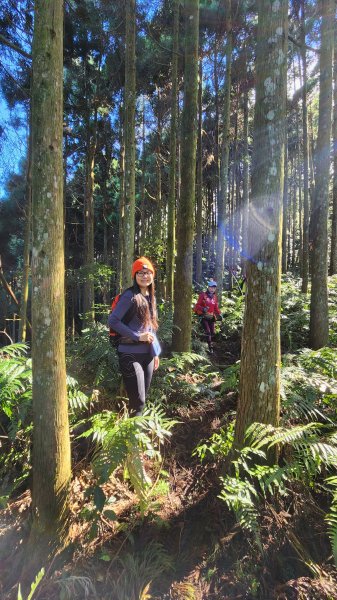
[
  {"xmin": 194, "ymin": 280, "xmax": 222, "ymax": 353},
  {"xmin": 108, "ymin": 257, "xmax": 160, "ymax": 416}
]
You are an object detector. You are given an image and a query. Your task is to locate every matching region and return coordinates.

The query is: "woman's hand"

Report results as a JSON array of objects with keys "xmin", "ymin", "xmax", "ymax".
[
  {"xmin": 139, "ymin": 332, "xmax": 154, "ymax": 343},
  {"xmin": 154, "ymin": 356, "xmax": 160, "ymax": 371}
]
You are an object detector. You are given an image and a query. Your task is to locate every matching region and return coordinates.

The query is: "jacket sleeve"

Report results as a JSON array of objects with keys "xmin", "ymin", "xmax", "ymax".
[
  {"xmin": 214, "ymin": 295, "xmax": 221, "ymax": 315},
  {"xmin": 108, "ymin": 291, "xmax": 140, "ymax": 341},
  {"xmin": 194, "ymin": 293, "xmax": 206, "ymax": 315}
]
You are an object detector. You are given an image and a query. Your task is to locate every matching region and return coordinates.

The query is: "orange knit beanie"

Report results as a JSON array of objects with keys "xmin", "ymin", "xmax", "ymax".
[{"xmin": 131, "ymin": 256, "xmax": 155, "ymax": 278}]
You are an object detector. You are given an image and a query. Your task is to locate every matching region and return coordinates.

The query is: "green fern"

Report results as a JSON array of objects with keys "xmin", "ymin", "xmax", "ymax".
[
  {"xmin": 86, "ymin": 407, "xmax": 177, "ymax": 512},
  {"xmin": 193, "ymin": 421, "xmax": 235, "ymax": 462},
  {"xmin": 17, "ymin": 568, "xmax": 44, "ymax": 600},
  {"xmin": 216, "ymin": 421, "xmax": 337, "ymax": 560},
  {"xmin": 219, "ymin": 475, "xmax": 262, "ymax": 547},
  {"xmin": 325, "ymin": 476, "xmax": 337, "ymax": 566},
  {"xmin": 281, "ymin": 349, "xmax": 337, "ymax": 423}
]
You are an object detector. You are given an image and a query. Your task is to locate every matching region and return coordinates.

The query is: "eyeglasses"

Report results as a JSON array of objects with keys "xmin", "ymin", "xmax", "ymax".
[{"xmin": 136, "ymin": 270, "xmax": 152, "ymax": 277}]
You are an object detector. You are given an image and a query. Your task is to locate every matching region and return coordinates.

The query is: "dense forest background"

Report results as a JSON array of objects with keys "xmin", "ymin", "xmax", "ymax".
[{"xmin": 0, "ymin": 0, "xmax": 337, "ymax": 599}]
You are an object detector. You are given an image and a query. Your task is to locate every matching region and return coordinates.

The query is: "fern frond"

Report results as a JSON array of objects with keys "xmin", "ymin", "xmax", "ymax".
[
  {"xmin": 0, "ymin": 343, "xmax": 28, "ymax": 359},
  {"xmin": 219, "ymin": 476, "xmax": 261, "ymax": 548},
  {"xmin": 325, "ymin": 491, "xmax": 337, "ymax": 568}
]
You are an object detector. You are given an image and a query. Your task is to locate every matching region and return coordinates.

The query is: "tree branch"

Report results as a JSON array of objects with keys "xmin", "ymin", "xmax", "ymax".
[
  {"xmin": 0, "ymin": 33, "xmax": 32, "ymax": 59},
  {"xmin": 288, "ymin": 33, "xmax": 320, "ymax": 54}
]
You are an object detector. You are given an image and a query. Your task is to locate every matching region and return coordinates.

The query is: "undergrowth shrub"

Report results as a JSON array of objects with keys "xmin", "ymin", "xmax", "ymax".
[
  {"xmin": 68, "ymin": 323, "xmax": 119, "ymax": 390},
  {"xmin": 281, "ymin": 347, "xmax": 337, "ymax": 423},
  {"xmin": 195, "ymin": 421, "xmax": 337, "ymax": 564},
  {"xmin": 220, "ymin": 294, "xmax": 245, "ymax": 339},
  {"xmin": 78, "ymin": 406, "xmax": 178, "ymax": 519},
  {"xmin": 193, "ymin": 342, "xmax": 337, "ymax": 564},
  {"xmin": 280, "ymin": 274, "xmax": 310, "ymax": 351},
  {"xmin": 280, "ymin": 274, "xmax": 337, "ymax": 350},
  {"xmin": 0, "ymin": 343, "xmax": 92, "ymax": 506},
  {"xmin": 148, "ymin": 352, "xmax": 220, "ymax": 408},
  {"xmin": 108, "ymin": 539, "xmax": 173, "ymax": 600}
]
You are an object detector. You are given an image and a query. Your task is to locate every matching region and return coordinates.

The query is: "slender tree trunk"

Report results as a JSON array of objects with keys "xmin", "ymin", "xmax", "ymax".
[
  {"xmin": 216, "ymin": 11, "xmax": 232, "ymax": 304},
  {"xmin": 234, "ymin": 0, "xmax": 288, "ymax": 449},
  {"xmin": 172, "ymin": 0, "xmax": 199, "ymax": 352},
  {"xmin": 242, "ymin": 85, "xmax": 249, "ymax": 273},
  {"xmin": 292, "ymin": 157, "xmax": 297, "ymax": 271},
  {"xmin": 309, "ymin": 0, "xmax": 334, "ymax": 349},
  {"xmin": 121, "ymin": 0, "xmax": 136, "ymax": 289},
  {"xmin": 214, "ymin": 35, "xmax": 220, "ymax": 221},
  {"xmin": 330, "ymin": 21, "xmax": 337, "ymax": 275},
  {"xmin": 27, "ymin": 0, "xmax": 71, "ymax": 571},
  {"xmin": 82, "ymin": 107, "xmax": 97, "ymax": 323},
  {"xmin": 301, "ymin": 0, "xmax": 310, "ymax": 291},
  {"xmin": 117, "ymin": 102, "xmax": 125, "ymax": 293},
  {"xmin": 19, "ymin": 130, "xmax": 32, "ymax": 342},
  {"xmin": 196, "ymin": 57, "xmax": 203, "ymax": 284},
  {"xmin": 166, "ymin": 0, "xmax": 179, "ymax": 300},
  {"xmin": 139, "ymin": 95, "xmax": 147, "ymax": 256},
  {"xmin": 154, "ymin": 91, "xmax": 164, "ymax": 296},
  {"xmin": 282, "ymin": 135, "xmax": 288, "ymax": 273}
]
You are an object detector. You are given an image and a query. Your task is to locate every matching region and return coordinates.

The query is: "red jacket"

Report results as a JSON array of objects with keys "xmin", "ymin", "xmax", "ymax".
[{"xmin": 194, "ymin": 291, "xmax": 221, "ymax": 317}]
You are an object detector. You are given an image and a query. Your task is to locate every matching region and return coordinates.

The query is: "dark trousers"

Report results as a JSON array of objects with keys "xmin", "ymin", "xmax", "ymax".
[
  {"xmin": 201, "ymin": 317, "xmax": 215, "ymax": 346},
  {"xmin": 118, "ymin": 352, "xmax": 154, "ymax": 416}
]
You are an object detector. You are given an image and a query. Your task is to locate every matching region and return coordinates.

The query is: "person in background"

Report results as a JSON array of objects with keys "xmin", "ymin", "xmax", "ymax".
[
  {"xmin": 108, "ymin": 257, "xmax": 161, "ymax": 416},
  {"xmin": 194, "ymin": 280, "xmax": 222, "ymax": 354}
]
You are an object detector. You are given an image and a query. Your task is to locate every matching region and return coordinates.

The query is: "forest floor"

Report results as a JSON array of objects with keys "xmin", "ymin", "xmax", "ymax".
[{"xmin": 1, "ymin": 333, "xmax": 337, "ymax": 600}]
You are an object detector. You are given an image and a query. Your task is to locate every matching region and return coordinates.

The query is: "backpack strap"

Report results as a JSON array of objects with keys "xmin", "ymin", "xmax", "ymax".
[{"xmin": 119, "ymin": 286, "xmax": 137, "ymax": 325}]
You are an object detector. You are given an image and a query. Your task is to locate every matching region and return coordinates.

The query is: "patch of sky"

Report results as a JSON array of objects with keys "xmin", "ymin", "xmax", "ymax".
[{"xmin": 0, "ymin": 95, "xmax": 28, "ymax": 199}]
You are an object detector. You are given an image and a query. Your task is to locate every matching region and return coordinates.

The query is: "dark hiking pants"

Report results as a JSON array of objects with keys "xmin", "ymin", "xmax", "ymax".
[
  {"xmin": 201, "ymin": 317, "xmax": 215, "ymax": 346},
  {"xmin": 118, "ymin": 352, "xmax": 154, "ymax": 416}
]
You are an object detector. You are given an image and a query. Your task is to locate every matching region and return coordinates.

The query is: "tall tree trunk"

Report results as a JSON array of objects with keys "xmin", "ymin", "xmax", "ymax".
[
  {"xmin": 242, "ymin": 84, "xmax": 249, "ymax": 273},
  {"xmin": 28, "ymin": 0, "xmax": 71, "ymax": 569},
  {"xmin": 121, "ymin": 0, "xmax": 136, "ymax": 289},
  {"xmin": 139, "ymin": 95, "xmax": 147, "ymax": 256},
  {"xmin": 301, "ymin": 0, "xmax": 310, "ymax": 291},
  {"xmin": 330, "ymin": 21, "xmax": 337, "ymax": 275},
  {"xmin": 82, "ymin": 107, "xmax": 97, "ymax": 324},
  {"xmin": 172, "ymin": 0, "xmax": 199, "ymax": 352},
  {"xmin": 166, "ymin": 0, "xmax": 179, "ymax": 300},
  {"xmin": 291, "ymin": 157, "xmax": 297, "ymax": 271},
  {"xmin": 309, "ymin": 0, "xmax": 334, "ymax": 349},
  {"xmin": 282, "ymin": 134, "xmax": 288, "ymax": 273},
  {"xmin": 117, "ymin": 102, "xmax": 125, "ymax": 293},
  {"xmin": 213, "ymin": 35, "xmax": 220, "ymax": 221},
  {"xmin": 154, "ymin": 90, "xmax": 164, "ymax": 297},
  {"xmin": 216, "ymin": 14, "xmax": 232, "ymax": 304},
  {"xmin": 19, "ymin": 129, "xmax": 32, "ymax": 342},
  {"xmin": 196, "ymin": 57, "xmax": 203, "ymax": 284},
  {"xmin": 234, "ymin": 0, "xmax": 288, "ymax": 449}
]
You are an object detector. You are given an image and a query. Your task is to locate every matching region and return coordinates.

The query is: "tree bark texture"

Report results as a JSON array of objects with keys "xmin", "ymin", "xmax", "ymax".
[
  {"xmin": 309, "ymin": 0, "xmax": 334, "ymax": 349},
  {"xmin": 301, "ymin": 0, "xmax": 310, "ymax": 292},
  {"xmin": 196, "ymin": 57, "xmax": 203, "ymax": 285},
  {"xmin": 216, "ymin": 14, "xmax": 232, "ymax": 304},
  {"xmin": 172, "ymin": 0, "xmax": 199, "ymax": 352},
  {"xmin": 330, "ymin": 21, "xmax": 337, "ymax": 275},
  {"xmin": 242, "ymin": 84, "xmax": 249, "ymax": 274},
  {"xmin": 234, "ymin": 0, "xmax": 288, "ymax": 448},
  {"xmin": 281, "ymin": 135, "xmax": 288, "ymax": 273},
  {"xmin": 30, "ymin": 0, "xmax": 71, "ymax": 558},
  {"xmin": 19, "ymin": 166, "xmax": 32, "ymax": 342},
  {"xmin": 117, "ymin": 102, "xmax": 125, "ymax": 293},
  {"xmin": 166, "ymin": 0, "xmax": 179, "ymax": 300},
  {"xmin": 82, "ymin": 108, "xmax": 97, "ymax": 323},
  {"xmin": 121, "ymin": 0, "xmax": 136, "ymax": 289}
]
